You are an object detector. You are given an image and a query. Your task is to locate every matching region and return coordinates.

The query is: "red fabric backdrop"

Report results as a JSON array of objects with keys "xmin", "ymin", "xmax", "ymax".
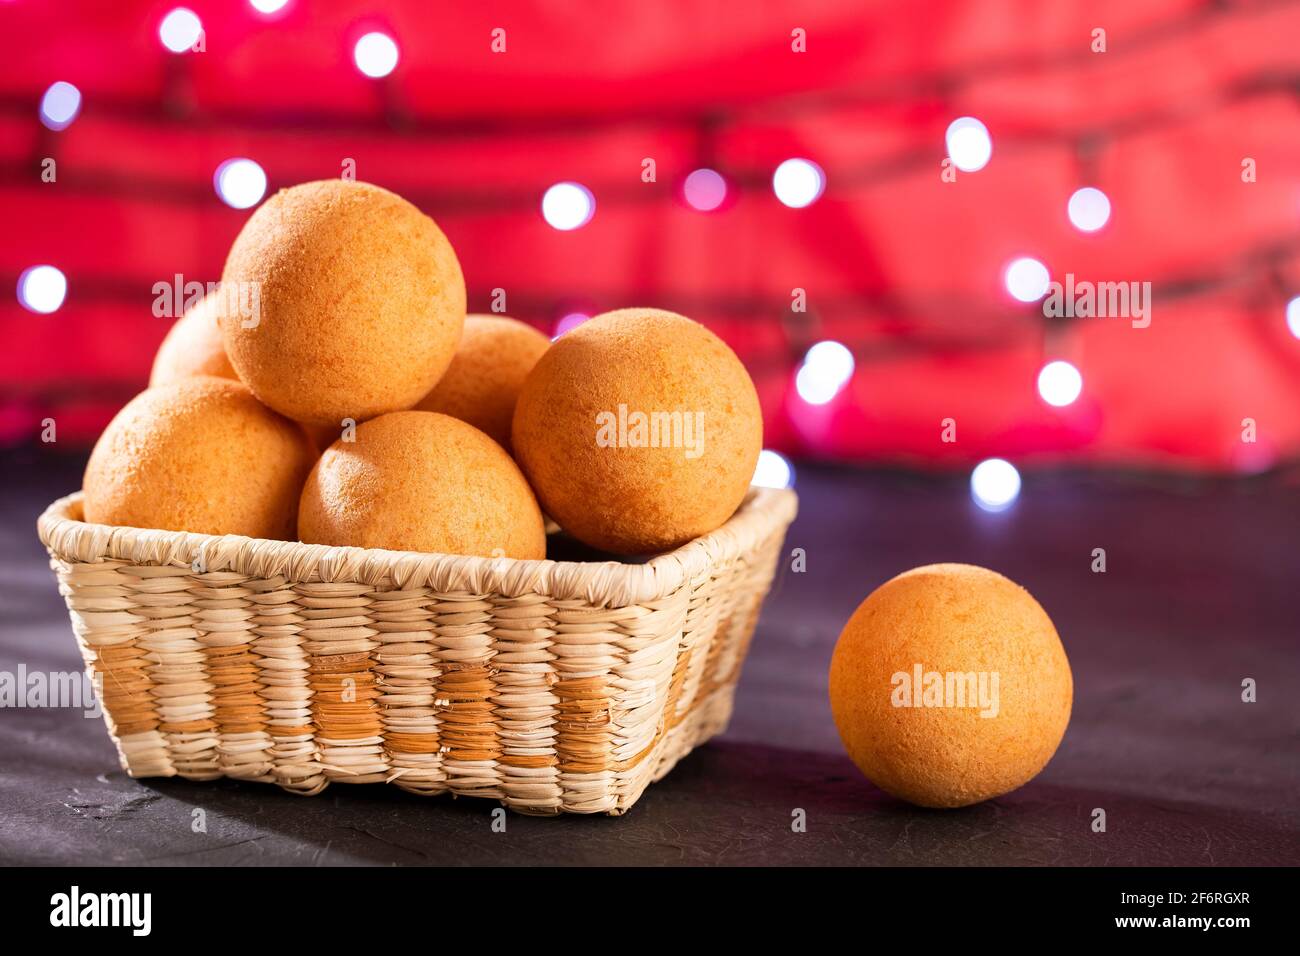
[{"xmin": 2, "ymin": 0, "xmax": 1299, "ymax": 470}]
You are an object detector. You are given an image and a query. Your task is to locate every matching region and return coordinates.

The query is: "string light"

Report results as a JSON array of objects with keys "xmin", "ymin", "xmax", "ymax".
[
  {"xmin": 772, "ymin": 158, "xmax": 825, "ymax": 208},
  {"xmin": 553, "ymin": 311, "xmax": 590, "ymax": 339},
  {"xmin": 683, "ymin": 168, "xmax": 727, "ymax": 211},
  {"xmin": 752, "ymin": 449, "xmax": 795, "ymax": 489},
  {"xmin": 1037, "ymin": 360, "xmax": 1083, "ymax": 407},
  {"xmin": 1287, "ymin": 296, "xmax": 1300, "ymax": 339},
  {"xmin": 1004, "ymin": 257, "xmax": 1051, "ymax": 303},
  {"xmin": 353, "ymin": 32, "xmax": 399, "ymax": 78},
  {"xmin": 945, "ymin": 117, "xmax": 992, "ymax": 172},
  {"xmin": 39, "ymin": 82, "xmax": 81, "ymax": 131},
  {"xmin": 804, "ymin": 341, "xmax": 854, "ymax": 382},
  {"xmin": 214, "ymin": 158, "xmax": 267, "ymax": 209},
  {"xmin": 16, "ymin": 7, "xmax": 1278, "ymax": 465},
  {"xmin": 795, "ymin": 340, "xmax": 854, "ymax": 404},
  {"xmin": 1068, "ymin": 187, "xmax": 1111, "ymax": 232},
  {"xmin": 970, "ymin": 458, "xmax": 1021, "ymax": 512},
  {"xmin": 541, "ymin": 182, "xmax": 595, "ymax": 230},
  {"xmin": 159, "ymin": 8, "xmax": 203, "ymax": 54},
  {"xmin": 17, "ymin": 265, "xmax": 67, "ymax": 314}
]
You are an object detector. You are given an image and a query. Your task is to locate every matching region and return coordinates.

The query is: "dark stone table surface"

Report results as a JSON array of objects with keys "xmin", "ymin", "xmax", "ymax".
[{"xmin": 3, "ymin": 448, "xmax": 1297, "ymax": 866}]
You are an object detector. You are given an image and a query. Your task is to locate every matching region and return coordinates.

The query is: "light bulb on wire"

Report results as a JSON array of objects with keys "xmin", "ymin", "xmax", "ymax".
[
  {"xmin": 1068, "ymin": 187, "xmax": 1111, "ymax": 232},
  {"xmin": 1037, "ymin": 360, "xmax": 1083, "ymax": 407},
  {"xmin": 1004, "ymin": 257, "xmax": 1051, "ymax": 303},
  {"xmin": 354, "ymin": 32, "xmax": 399, "ymax": 78},
  {"xmin": 39, "ymin": 82, "xmax": 81, "ymax": 131},
  {"xmin": 214, "ymin": 158, "xmax": 268, "ymax": 209},
  {"xmin": 17, "ymin": 265, "xmax": 67, "ymax": 314},
  {"xmin": 945, "ymin": 117, "xmax": 992, "ymax": 172},
  {"xmin": 552, "ymin": 311, "xmax": 590, "ymax": 339},
  {"xmin": 752, "ymin": 449, "xmax": 794, "ymax": 489},
  {"xmin": 541, "ymin": 182, "xmax": 595, "ymax": 230},
  {"xmin": 1286, "ymin": 296, "xmax": 1300, "ymax": 339},
  {"xmin": 159, "ymin": 8, "xmax": 203, "ymax": 54},
  {"xmin": 773, "ymin": 159, "xmax": 825, "ymax": 208},
  {"xmin": 683, "ymin": 168, "xmax": 727, "ymax": 211},
  {"xmin": 971, "ymin": 458, "xmax": 1021, "ymax": 512},
  {"xmin": 795, "ymin": 340, "xmax": 854, "ymax": 405}
]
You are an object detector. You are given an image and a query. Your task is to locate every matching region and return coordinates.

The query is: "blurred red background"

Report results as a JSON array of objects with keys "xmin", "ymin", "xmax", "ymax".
[{"xmin": 3, "ymin": 0, "xmax": 1299, "ymax": 471}]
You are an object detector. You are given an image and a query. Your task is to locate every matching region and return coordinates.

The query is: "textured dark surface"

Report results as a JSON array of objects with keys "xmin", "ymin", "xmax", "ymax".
[{"xmin": 2, "ymin": 448, "xmax": 1297, "ymax": 866}]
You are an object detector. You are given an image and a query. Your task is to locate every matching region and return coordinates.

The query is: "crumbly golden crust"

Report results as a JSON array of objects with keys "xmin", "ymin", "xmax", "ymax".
[
  {"xmin": 83, "ymin": 377, "xmax": 316, "ymax": 540},
  {"xmin": 220, "ymin": 179, "xmax": 466, "ymax": 426},
  {"xmin": 829, "ymin": 563, "xmax": 1074, "ymax": 808},
  {"xmin": 149, "ymin": 290, "xmax": 237, "ymax": 387},
  {"xmin": 416, "ymin": 314, "xmax": 549, "ymax": 451},
  {"xmin": 512, "ymin": 308, "xmax": 762, "ymax": 555},
  {"xmin": 299, "ymin": 410, "xmax": 546, "ymax": 559}
]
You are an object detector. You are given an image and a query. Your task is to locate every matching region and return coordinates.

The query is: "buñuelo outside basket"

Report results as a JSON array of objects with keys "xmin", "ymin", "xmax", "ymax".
[{"xmin": 38, "ymin": 486, "xmax": 796, "ymax": 815}]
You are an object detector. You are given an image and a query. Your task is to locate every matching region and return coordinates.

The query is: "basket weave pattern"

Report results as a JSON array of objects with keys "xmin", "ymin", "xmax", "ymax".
[{"xmin": 38, "ymin": 487, "xmax": 796, "ymax": 815}]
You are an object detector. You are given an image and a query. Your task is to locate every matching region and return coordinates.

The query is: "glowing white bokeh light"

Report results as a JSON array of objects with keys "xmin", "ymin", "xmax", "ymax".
[
  {"xmin": 159, "ymin": 8, "xmax": 203, "ymax": 53},
  {"xmin": 752, "ymin": 449, "xmax": 794, "ymax": 489},
  {"xmin": 772, "ymin": 158, "xmax": 825, "ymax": 208},
  {"xmin": 1004, "ymin": 257, "xmax": 1051, "ymax": 303},
  {"xmin": 214, "ymin": 158, "xmax": 268, "ymax": 209},
  {"xmin": 970, "ymin": 458, "xmax": 1021, "ymax": 513},
  {"xmin": 683, "ymin": 168, "xmax": 727, "ymax": 211},
  {"xmin": 1037, "ymin": 359, "xmax": 1083, "ymax": 407},
  {"xmin": 353, "ymin": 32, "xmax": 399, "ymax": 78},
  {"xmin": 40, "ymin": 81, "xmax": 81, "ymax": 131},
  {"xmin": 804, "ymin": 340, "xmax": 855, "ymax": 384},
  {"xmin": 1068, "ymin": 187, "xmax": 1111, "ymax": 232},
  {"xmin": 945, "ymin": 117, "xmax": 992, "ymax": 173},
  {"xmin": 553, "ymin": 312, "xmax": 589, "ymax": 339},
  {"xmin": 17, "ymin": 265, "xmax": 67, "ymax": 314},
  {"xmin": 249, "ymin": 0, "xmax": 289, "ymax": 13},
  {"xmin": 541, "ymin": 182, "xmax": 595, "ymax": 231},
  {"xmin": 795, "ymin": 363, "xmax": 838, "ymax": 405},
  {"xmin": 795, "ymin": 340, "xmax": 854, "ymax": 405},
  {"xmin": 1286, "ymin": 296, "xmax": 1300, "ymax": 340}
]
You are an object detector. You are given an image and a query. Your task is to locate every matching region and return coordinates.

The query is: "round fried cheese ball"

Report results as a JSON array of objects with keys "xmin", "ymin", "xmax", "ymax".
[
  {"xmin": 219, "ymin": 179, "xmax": 466, "ymax": 426},
  {"xmin": 83, "ymin": 377, "xmax": 316, "ymax": 540},
  {"xmin": 415, "ymin": 314, "xmax": 549, "ymax": 451},
  {"xmin": 511, "ymin": 308, "xmax": 761, "ymax": 554},
  {"xmin": 149, "ymin": 289, "xmax": 236, "ymax": 387},
  {"xmin": 829, "ymin": 563, "xmax": 1073, "ymax": 808},
  {"xmin": 298, "ymin": 411, "xmax": 545, "ymax": 559}
]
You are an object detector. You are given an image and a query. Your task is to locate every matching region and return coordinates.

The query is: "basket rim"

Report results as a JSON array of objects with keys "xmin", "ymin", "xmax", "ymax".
[{"xmin": 38, "ymin": 486, "xmax": 797, "ymax": 605}]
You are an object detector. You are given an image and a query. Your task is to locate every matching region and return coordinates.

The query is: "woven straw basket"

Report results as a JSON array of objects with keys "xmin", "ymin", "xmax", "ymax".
[{"xmin": 38, "ymin": 486, "xmax": 796, "ymax": 815}]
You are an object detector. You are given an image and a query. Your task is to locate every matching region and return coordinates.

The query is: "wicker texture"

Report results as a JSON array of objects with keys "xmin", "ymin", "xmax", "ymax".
[{"xmin": 38, "ymin": 487, "xmax": 796, "ymax": 815}]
